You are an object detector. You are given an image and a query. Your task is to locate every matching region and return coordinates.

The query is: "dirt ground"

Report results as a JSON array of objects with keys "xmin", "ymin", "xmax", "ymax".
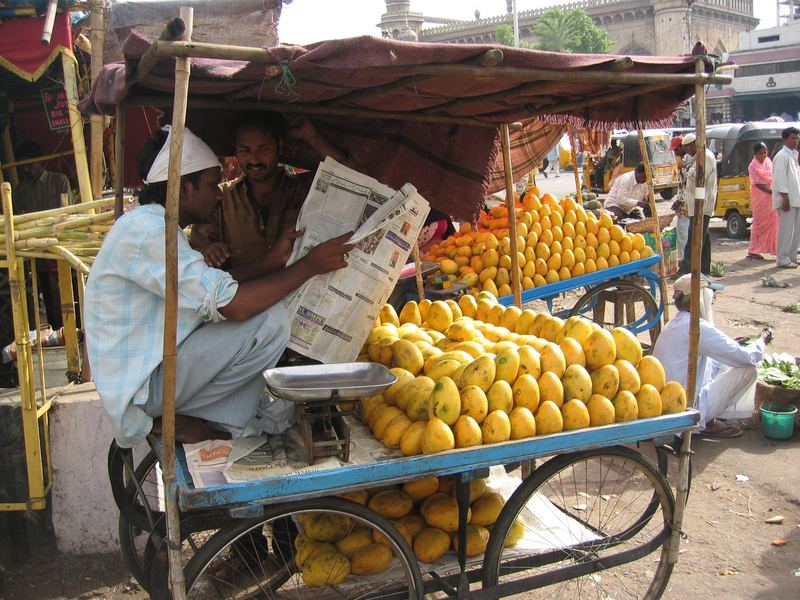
[{"xmin": 1, "ymin": 213, "xmax": 798, "ymax": 599}]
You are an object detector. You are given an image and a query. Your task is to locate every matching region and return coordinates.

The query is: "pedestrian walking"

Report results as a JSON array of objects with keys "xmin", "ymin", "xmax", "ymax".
[
  {"xmin": 772, "ymin": 126, "xmax": 800, "ymax": 268},
  {"xmin": 746, "ymin": 142, "xmax": 777, "ymax": 260}
]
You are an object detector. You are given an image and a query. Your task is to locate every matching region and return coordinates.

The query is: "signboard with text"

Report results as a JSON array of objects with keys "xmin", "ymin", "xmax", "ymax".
[{"xmin": 41, "ymin": 86, "xmax": 70, "ymax": 131}]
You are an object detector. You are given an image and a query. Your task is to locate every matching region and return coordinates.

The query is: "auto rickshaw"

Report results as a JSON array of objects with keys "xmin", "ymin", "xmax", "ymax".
[
  {"xmin": 707, "ymin": 121, "xmax": 800, "ymax": 238},
  {"xmin": 584, "ymin": 129, "xmax": 679, "ymax": 199}
]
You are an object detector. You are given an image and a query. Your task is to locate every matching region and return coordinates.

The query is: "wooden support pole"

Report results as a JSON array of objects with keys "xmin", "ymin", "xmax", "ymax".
[
  {"xmin": 89, "ymin": 0, "xmax": 106, "ymax": 198},
  {"xmin": 1, "ymin": 120, "xmax": 18, "ymax": 186},
  {"xmin": 411, "ymin": 242, "xmax": 425, "ymax": 301},
  {"xmin": 637, "ymin": 129, "xmax": 671, "ymax": 323},
  {"xmin": 4, "ymin": 149, "xmax": 75, "ymax": 169},
  {"xmin": 61, "ymin": 54, "xmax": 93, "ymax": 203},
  {"xmin": 1, "ymin": 183, "xmax": 46, "ymax": 510},
  {"xmin": 501, "ymin": 124, "xmax": 522, "ymax": 308},
  {"xmin": 57, "ymin": 259, "xmax": 80, "ymax": 377},
  {"xmin": 114, "ymin": 108, "xmax": 126, "ymax": 218},
  {"xmin": 669, "ymin": 57, "xmax": 706, "ymax": 565},
  {"xmin": 567, "ymin": 125, "xmax": 583, "ymax": 206},
  {"xmin": 162, "ymin": 8, "xmax": 193, "ymax": 599}
]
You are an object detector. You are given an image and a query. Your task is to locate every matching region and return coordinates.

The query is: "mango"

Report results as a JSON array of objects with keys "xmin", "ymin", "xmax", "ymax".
[
  {"xmin": 613, "ymin": 390, "xmax": 639, "ymax": 422},
  {"xmin": 535, "ymin": 400, "xmax": 564, "ymax": 435},
  {"xmin": 458, "ymin": 294, "xmax": 478, "ymax": 319},
  {"xmin": 402, "ymin": 477, "xmax": 440, "ymax": 502},
  {"xmin": 540, "ymin": 342, "xmax": 567, "ymax": 378},
  {"xmin": 562, "ymin": 364, "xmax": 592, "ymax": 403},
  {"xmin": 335, "ymin": 528, "xmax": 374, "ymax": 558},
  {"xmin": 404, "ymin": 377, "xmax": 436, "ymax": 421},
  {"xmin": 590, "ymin": 363, "xmax": 620, "ymax": 399},
  {"xmin": 350, "ymin": 543, "xmax": 392, "ymax": 575},
  {"xmin": 460, "ymin": 355, "xmax": 496, "ymax": 392},
  {"xmin": 337, "ymin": 490, "xmax": 369, "ymax": 505},
  {"xmin": 561, "ymin": 316, "xmax": 593, "ymax": 346},
  {"xmin": 615, "ymin": 359, "xmax": 641, "ymax": 394},
  {"xmin": 460, "ymin": 385, "xmax": 489, "ymax": 423},
  {"xmin": 373, "ymin": 406, "xmax": 403, "ymax": 439},
  {"xmin": 296, "ymin": 540, "xmax": 336, "ymax": 566},
  {"xmin": 464, "ymin": 478, "xmax": 487, "ymax": 503},
  {"xmin": 446, "ymin": 320, "xmax": 478, "ymax": 343},
  {"xmin": 561, "ymin": 398, "xmax": 590, "ymax": 430},
  {"xmin": 481, "ymin": 410, "xmax": 511, "ymax": 444},
  {"xmin": 511, "ymin": 374, "xmax": 540, "ymax": 412},
  {"xmin": 559, "ymin": 337, "xmax": 586, "ymax": 367},
  {"xmin": 368, "ymin": 490, "xmax": 414, "ymax": 519},
  {"xmin": 451, "ymin": 340, "xmax": 485, "ymax": 358},
  {"xmin": 509, "ymin": 406, "xmax": 536, "ymax": 439},
  {"xmin": 383, "ymin": 368, "xmax": 416, "ymax": 406},
  {"xmin": 424, "ymin": 495, "xmax": 466, "ymax": 532},
  {"xmin": 638, "ymin": 355, "xmax": 666, "ymax": 391},
  {"xmin": 382, "ymin": 414, "xmax": 413, "ymax": 449},
  {"xmin": 611, "ymin": 326, "xmax": 643, "ymax": 366},
  {"xmin": 420, "ymin": 492, "xmax": 450, "ymax": 518},
  {"xmin": 514, "ymin": 309, "xmax": 537, "ymax": 334},
  {"xmin": 421, "ymin": 417, "xmax": 456, "ymax": 454},
  {"xmin": 636, "ymin": 383, "xmax": 662, "ymax": 418},
  {"xmin": 400, "ymin": 421, "xmax": 427, "ymax": 456},
  {"xmin": 414, "ymin": 527, "xmax": 451, "ymax": 563},
  {"xmin": 538, "ymin": 371, "xmax": 564, "ymax": 408},
  {"xmin": 470, "ymin": 491, "xmax": 505, "ymax": 526},
  {"xmin": 304, "ymin": 513, "xmax": 352, "ymax": 542},
  {"xmin": 391, "ymin": 339, "xmax": 424, "ymax": 375},
  {"xmin": 300, "ymin": 551, "xmax": 350, "ymax": 587},
  {"xmin": 366, "ymin": 324, "xmax": 398, "ymax": 345},
  {"xmin": 446, "ymin": 299, "xmax": 463, "ymax": 321},
  {"xmin": 428, "ymin": 376, "xmax": 462, "ymax": 425},
  {"xmin": 427, "ymin": 300, "xmax": 454, "ymax": 332},
  {"xmin": 587, "ymin": 394, "xmax": 615, "ymax": 426},
  {"xmin": 494, "ymin": 347, "xmax": 521, "ymax": 383},
  {"xmin": 418, "ymin": 299, "xmax": 432, "ymax": 321},
  {"xmin": 396, "ymin": 514, "xmax": 426, "ymax": 538},
  {"xmin": 516, "ymin": 345, "xmax": 541, "ymax": 380},
  {"xmin": 660, "ymin": 381, "xmax": 687, "ymax": 414},
  {"xmin": 487, "ymin": 380, "xmax": 514, "ymax": 413},
  {"xmin": 539, "ymin": 316, "xmax": 565, "ymax": 342},
  {"xmin": 504, "ymin": 519, "xmax": 525, "ymax": 547},
  {"xmin": 453, "ymin": 414, "xmax": 483, "ymax": 448},
  {"xmin": 379, "ymin": 304, "xmax": 400, "ymax": 326},
  {"xmin": 451, "ymin": 524, "xmax": 490, "ymax": 557},
  {"xmin": 584, "ymin": 328, "xmax": 617, "ymax": 371}
]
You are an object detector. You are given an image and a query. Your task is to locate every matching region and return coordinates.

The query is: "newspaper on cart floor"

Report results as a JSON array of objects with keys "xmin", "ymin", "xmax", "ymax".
[{"xmin": 284, "ymin": 157, "xmax": 430, "ymax": 364}]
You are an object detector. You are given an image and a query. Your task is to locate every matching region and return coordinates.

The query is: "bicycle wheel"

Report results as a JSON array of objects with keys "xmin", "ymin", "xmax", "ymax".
[
  {"xmin": 483, "ymin": 446, "xmax": 675, "ymax": 599},
  {"xmin": 184, "ymin": 497, "xmax": 424, "ymax": 599}
]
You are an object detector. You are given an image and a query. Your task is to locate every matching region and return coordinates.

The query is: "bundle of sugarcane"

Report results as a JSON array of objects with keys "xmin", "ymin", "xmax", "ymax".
[{"xmin": 0, "ymin": 198, "xmax": 115, "ymax": 275}]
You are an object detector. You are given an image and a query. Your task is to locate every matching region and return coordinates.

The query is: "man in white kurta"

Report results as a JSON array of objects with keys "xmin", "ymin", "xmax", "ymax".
[
  {"xmin": 771, "ymin": 126, "xmax": 800, "ymax": 268},
  {"xmin": 653, "ymin": 275, "xmax": 768, "ymax": 437},
  {"xmin": 603, "ymin": 163, "xmax": 650, "ymax": 220},
  {"xmin": 677, "ymin": 132, "xmax": 717, "ymax": 275}
]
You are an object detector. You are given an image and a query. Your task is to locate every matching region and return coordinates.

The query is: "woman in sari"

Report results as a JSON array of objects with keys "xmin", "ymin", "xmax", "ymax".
[{"xmin": 747, "ymin": 142, "xmax": 777, "ymax": 259}]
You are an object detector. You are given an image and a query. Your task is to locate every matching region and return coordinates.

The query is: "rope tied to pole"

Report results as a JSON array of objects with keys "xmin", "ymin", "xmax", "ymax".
[{"xmin": 274, "ymin": 60, "xmax": 299, "ymax": 101}]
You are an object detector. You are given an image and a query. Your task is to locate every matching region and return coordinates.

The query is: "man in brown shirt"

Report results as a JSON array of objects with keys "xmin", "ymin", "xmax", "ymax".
[
  {"xmin": 190, "ymin": 113, "xmax": 346, "ymax": 282},
  {"xmin": 13, "ymin": 141, "xmax": 72, "ymax": 329}
]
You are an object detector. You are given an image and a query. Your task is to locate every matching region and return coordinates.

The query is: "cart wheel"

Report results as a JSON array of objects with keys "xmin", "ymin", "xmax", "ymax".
[
  {"xmin": 570, "ymin": 280, "xmax": 661, "ymax": 350},
  {"xmin": 726, "ymin": 211, "xmax": 748, "ymax": 239},
  {"xmin": 183, "ymin": 497, "xmax": 424, "ymax": 599},
  {"xmin": 482, "ymin": 447, "xmax": 675, "ymax": 599}
]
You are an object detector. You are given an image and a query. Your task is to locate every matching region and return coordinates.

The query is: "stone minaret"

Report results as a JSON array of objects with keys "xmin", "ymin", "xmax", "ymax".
[
  {"xmin": 380, "ymin": 0, "xmax": 424, "ymax": 39},
  {"xmin": 653, "ymin": 0, "xmax": 694, "ymax": 55}
]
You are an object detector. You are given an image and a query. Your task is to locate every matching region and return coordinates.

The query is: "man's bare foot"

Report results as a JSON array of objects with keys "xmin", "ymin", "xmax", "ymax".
[{"xmin": 151, "ymin": 415, "xmax": 232, "ymax": 444}]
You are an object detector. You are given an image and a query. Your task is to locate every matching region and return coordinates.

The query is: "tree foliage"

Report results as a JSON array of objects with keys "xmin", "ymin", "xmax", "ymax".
[
  {"xmin": 532, "ymin": 8, "xmax": 613, "ymax": 54},
  {"xmin": 495, "ymin": 24, "xmax": 533, "ymax": 49}
]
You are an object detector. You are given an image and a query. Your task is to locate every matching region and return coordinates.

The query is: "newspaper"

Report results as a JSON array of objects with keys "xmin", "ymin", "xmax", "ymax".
[{"xmin": 284, "ymin": 157, "xmax": 430, "ymax": 364}]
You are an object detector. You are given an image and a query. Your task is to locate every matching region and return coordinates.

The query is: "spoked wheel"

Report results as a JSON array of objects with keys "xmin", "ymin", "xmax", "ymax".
[
  {"xmin": 570, "ymin": 280, "xmax": 661, "ymax": 350},
  {"xmin": 184, "ymin": 497, "xmax": 423, "ymax": 599},
  {"xmin": 482, "ymin": 447, "xmax": 675, "ymax": 600}
]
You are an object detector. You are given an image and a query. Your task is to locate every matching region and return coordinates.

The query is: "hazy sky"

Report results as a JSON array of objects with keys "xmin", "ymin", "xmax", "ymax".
[{"xmin": 279, "ymin": 0, "xmax": 778, "ymax": 46}]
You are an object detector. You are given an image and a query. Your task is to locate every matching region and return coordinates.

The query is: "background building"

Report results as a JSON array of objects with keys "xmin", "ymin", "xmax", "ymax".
[{"xmin": 380, "ymin": 0, "xmax": 758, "ymax": 57}]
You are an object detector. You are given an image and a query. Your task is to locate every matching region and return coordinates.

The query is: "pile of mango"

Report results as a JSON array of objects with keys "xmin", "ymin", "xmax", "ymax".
[
  {"xmin": 422, "ymin": 192, "xmax": 654, "ymax": 297},
  {"xmin": 296, "ymin": 474, "xmax": 520, "ymax": 586},
  {"xmin": 358, "ymin": 296, "xmax": 687, "ymax": 454}
]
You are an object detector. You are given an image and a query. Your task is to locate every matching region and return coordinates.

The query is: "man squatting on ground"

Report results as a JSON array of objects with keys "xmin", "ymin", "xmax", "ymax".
[
  {"xmin": 84, "ymin": 127, "xmax": 354, "ymax": 448},
  {"xmin": 653, "ymin": 274, "xmax": 768, "ymax": 438}
]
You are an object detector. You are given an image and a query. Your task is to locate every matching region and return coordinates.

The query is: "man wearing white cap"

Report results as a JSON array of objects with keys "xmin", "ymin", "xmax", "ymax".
[
  {"xmin": 85, "ymin": 127, "xmax": 354, "ymax": 448},
  {"xmin": 677, "ymin": 132, "xmax": 717, "ymax": 275},
  {"xmin": 652, "ymin": 274, "xmax": 769, "ymax": 437}
]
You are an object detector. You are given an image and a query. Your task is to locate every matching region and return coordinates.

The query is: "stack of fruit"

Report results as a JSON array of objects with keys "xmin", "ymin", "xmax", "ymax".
[
  {"xmin": 422, "ymin": 192, "xmax": 654, "ymax": 297},
  {"xmin": 358, "ymin": 297, "xmax": 686, "ymax": 455},
  {"xmin": 296, "ymin": 474, "xmax": 520, "ymax": 586}
]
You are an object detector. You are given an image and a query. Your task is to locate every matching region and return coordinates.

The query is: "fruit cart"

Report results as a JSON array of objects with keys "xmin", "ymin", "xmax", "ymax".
[{"xmin": 86, "ymin": 10, "xmax": 725, "ymax": 599}]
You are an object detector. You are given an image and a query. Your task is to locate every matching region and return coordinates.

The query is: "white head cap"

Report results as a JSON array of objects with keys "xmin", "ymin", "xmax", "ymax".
[
  {"xmin": 673, "ymin": 274, "xmax": 724, "ymax": 323},
  {"xmin": 681, "ymin": 132, "xmax": 697, "ymax": 146},
  {"xmin": 143, "ymin": 126, "xmax": 221, "ymax": 185}
]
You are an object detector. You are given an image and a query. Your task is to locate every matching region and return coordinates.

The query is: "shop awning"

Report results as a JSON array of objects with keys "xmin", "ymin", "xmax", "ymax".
[{"xmin": 0, "ymin": 13, "xmax": 73, "ymax": 82}]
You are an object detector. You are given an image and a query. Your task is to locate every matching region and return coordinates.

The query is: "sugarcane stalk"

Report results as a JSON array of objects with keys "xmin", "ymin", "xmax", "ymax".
[{"xmin": 50, "ymin": 246, "xmax": 91, "ymax": 276}]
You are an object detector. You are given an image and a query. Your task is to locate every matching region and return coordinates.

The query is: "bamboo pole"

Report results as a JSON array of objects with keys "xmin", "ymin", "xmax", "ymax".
[
  {"xmin": 567, "ymin": 125, "xmax": 583, "ymax": 206},
  {"xmin": 56, "ymin": 259, "xmax": 81, "ymax": 376},
  {"xmin": 0, "ymin": 198, "xmax": 113, "ymax": 226},
  {"xmin": 40, "ymin": 0, "xmax": 58, "ymax": 45},
  {"xmin": 1, "ymin": 183, "xmax": 46, "ymax": 509},
  {"xmin": 50, "ymin": 246, "xmax": 91, "ymax": 276},
  {"xmin": 637, "ymin": 129, "xmax": 671, "ymax": 323},
  {"xmin": 153, "ymin": 40, "xmax": 733, "ymax": 85},
  {"xmin": 411, "ymin": 242, "xmax": 425, "ymax": 301},
  {"xmin": 668, "ymin": 57, "xmax": 706, "ymax": 565},
  {"xmin": 3, "ymin": 149, "xmax": 75, "ymax": 169},
  {"xmin": 501, "ymin": 124, "xmax": 522, "ymax": 307},
  {"xmin": 1, "ymin": 120, "xmax": 18, "ymax": 186},
  {"xmin": 133, "ymin": 17, "xmax": 186, "ymax": 84},
  {"xmin": 89, "ymin": 0, "xmax": 106, "ymax": 198},
  {"xmin": 114, "ymin": 107, "xmax": 126, "ymax": 218},
  {"xmin": 61, "ymin": 53, "xmax": 93, "ymax": 203},
  {"xmin": 162, "ymin": 8, "xmax": 193, "ymax": 599}
]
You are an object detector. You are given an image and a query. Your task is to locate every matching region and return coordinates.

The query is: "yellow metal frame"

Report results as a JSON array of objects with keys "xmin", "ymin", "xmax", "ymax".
[{"xmin": 0, "ymin": 183, "xmax": 84, "ymax": 512}]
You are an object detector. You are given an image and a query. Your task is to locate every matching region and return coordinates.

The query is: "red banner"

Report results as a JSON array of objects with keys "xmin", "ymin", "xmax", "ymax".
[{"xmin": 0, "ymin": 13, "xmax": 73, "ymax": 82}]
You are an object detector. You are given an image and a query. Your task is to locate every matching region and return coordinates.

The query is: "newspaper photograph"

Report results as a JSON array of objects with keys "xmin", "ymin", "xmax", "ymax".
[{"xmin": 285, "ymin": 157, "xmax": 430, "ymax": 364}]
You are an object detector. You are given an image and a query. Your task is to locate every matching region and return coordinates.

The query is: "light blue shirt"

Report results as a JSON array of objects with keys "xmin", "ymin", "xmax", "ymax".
[{"xmin": 85, "ymin": 204, "xmax": 238, "ymax": 447}]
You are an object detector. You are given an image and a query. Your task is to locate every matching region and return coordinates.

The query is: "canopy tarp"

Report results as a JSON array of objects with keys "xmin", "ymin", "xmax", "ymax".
[
  {"xmin": 0, "ymin": 13, "xmax": 73, "ymax": 82},
  {"xmin": 82, "ymin": 34, "xmax": 705, "ymax": 221}
]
